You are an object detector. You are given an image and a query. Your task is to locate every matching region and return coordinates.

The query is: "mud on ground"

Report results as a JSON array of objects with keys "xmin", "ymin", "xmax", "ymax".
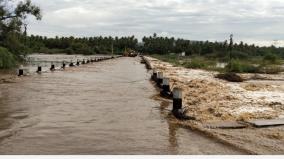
[{"xmin": 145, "ymin": 56, "xmax": 284, "ymax": 154}]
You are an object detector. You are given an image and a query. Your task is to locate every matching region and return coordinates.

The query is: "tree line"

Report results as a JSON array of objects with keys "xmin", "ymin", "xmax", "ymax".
[
  {"xmin": 23, "ymin": 33, "xmax": 284, "ymax": 59},
  {"xmin": 25, "ymin": 35, "xmax": 138, "ymax": 55},
  {"xmin": 140, "ymin": 33, "xmax": 284, "ymax": 60},
  {"xmin": 0, "ymin": 0, "xmax": 283, "ymax": 69}
]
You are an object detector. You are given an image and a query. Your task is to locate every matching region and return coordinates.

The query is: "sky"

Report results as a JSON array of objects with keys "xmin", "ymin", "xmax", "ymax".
[{"xmin": 26, "ymin": 0, "xmax": 284, "ymax": 46}]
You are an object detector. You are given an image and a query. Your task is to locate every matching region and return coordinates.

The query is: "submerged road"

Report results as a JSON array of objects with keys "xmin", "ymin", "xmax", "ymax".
[{"xmin": 0, "ymin": 57, "xmax": 246, "ymax": 154}]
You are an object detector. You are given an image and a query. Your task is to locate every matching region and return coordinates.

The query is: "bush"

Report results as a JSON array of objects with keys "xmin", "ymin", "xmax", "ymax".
[
  {"xmin": 226, "ymin": 59, "xmax": 242, "ymax": 73},
  {"xmin": 4, "ymin": 33, "xmax": 26, "ymax": 56},
  {"xmin": 263, "ymin": 53, "xmax": 278, "ymax": 64},
  {"xmin": 183, "ymin": 57, "xmax": 211, "ymax": 69},
  {"xmin": 231, "ymin": 51, "xmax": 250, "ymax": 60},
  {"xmin": 71, "ymin": 43, "xmax": 94, "ymax": 55},
  {"xmin": 262, "ymin": 65, "xmax": 283, "ymax": 74},
  {"xmin": 0, "ymin": 47, "xmax": 17, "ymax": 69},
  {"xmin": 65, "ymin": 47, "xmax": 74, "ymax": 54},
  {"xmin": 183, "ymin": 58, "xmax": 208, "ymax": 69},
  {"xmin": 226, "ymin": 59, "xmax": 260, "ymax": 73},
  {"xmin": 242, "ymin": 64, "xmax": 260, "ymax": 73},
  {"xmin": 38, "ymin": 47, "xmax": 50, "ymax": 53}
]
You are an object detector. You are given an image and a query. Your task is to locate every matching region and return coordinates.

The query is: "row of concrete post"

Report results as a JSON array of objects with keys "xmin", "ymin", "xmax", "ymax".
[
  {"xmin": 19, "ymin": 56, "xmax": 119, "ymax": 76},
  {"xmin": 149, "ymin": 61, "xmax": 193, "ymax": 120}
]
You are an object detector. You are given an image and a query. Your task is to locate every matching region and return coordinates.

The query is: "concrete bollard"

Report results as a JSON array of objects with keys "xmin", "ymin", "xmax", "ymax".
[
  {"xmin": 50, "ymin": 64, "xmax": 55, "ymax": 71},
  {"xmin": 37, "ymin": 66, "xmax": 42, "ymax": 73},
  {"xmin": 62, "ymin": 62, "xmax": 66, "ymax": 69},
  {"xmin": 151, "ymin": 69, "xmax": 158, "ymax": 81},
  {"xmin": 162, "ymin": 78, "xmax": 170, "ymax": 93},
  {"xmin": 157, "ymin": 72, "xmax": 163, "ymax": 87},
  {"xmin": 173, "ymin": 88, "xmax": 182, "ymax": 111},
  {"xmin": 70, "ymin": 61, "xmax": 74, "ymax": 67},
  {"xmin": 171, "ymin": 88, "xmax": 194, "ymax": 120},
  {"xmin": 18, "ymin": 69, "xmax": 24, "ymax": 76},
  {"xmin": 160, "ymin": 78, "xmax": 173, "ymax": 98}
]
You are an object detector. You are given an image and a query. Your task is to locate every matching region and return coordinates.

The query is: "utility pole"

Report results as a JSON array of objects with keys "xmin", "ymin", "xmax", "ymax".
[
  {"xmin": 111, "ymin": 42, "xmax": 114, "ymax": 56},
  {"xmin": 24, "ymin": 24, "xmax": 27, "ymax": 36},
  {"xmin": 229, "ymin": 34, "xmax": 234, "ymax": 62},
  {"xmin": 24, "ymin": 23, "xmax": 28, "ymax": 55}
]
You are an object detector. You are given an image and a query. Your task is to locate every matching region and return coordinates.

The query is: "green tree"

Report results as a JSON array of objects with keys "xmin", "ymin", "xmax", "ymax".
[
  {"xmin": 0, "ymin": 0, "xmax": 41, "ymax": 55},
  {"xmin": 0, "ymin": 46, "xmax": 16, "ymax": 68}
]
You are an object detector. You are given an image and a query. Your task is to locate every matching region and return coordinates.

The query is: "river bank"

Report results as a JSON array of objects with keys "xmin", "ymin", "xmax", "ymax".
[{"xmin": 144, "ymin": 56, "xmax": 284, "ymax": 154}]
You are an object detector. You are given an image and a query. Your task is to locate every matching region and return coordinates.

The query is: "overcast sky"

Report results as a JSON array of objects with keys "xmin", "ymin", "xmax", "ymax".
[{"xmin": 26, "ymin": 0, "xmax": 284, "ymax": 46}]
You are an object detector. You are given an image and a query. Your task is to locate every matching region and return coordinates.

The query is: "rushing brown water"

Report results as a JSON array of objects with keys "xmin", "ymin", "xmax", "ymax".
[{"xmin": 0, "ymin": 56, "xmax": 246, "ymax": 155}]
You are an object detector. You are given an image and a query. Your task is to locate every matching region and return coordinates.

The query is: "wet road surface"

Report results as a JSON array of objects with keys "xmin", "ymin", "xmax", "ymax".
[{"xmin": 0, "ymin": 57, "xmax": 246, "ymax": 154}]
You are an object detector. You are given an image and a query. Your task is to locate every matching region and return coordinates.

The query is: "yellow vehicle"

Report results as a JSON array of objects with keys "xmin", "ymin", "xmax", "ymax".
[{"xmin": 123, "ymin": 49, "xmax": 138, "ymax": 57}]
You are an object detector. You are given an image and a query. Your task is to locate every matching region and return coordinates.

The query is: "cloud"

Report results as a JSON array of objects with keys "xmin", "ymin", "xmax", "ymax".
[{"xmin": 26, "ymin": 0, "xmax": 284, "ymax": 46}]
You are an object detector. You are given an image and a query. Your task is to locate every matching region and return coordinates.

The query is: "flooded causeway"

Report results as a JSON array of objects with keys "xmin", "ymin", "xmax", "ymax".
[{"xmin": 0, "ymin": 56, "xmax": 246, "ymax": 154}]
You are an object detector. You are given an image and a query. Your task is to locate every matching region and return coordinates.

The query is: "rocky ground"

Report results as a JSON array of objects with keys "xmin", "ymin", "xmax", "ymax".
[{"xmin": 145, "ymin": 56, "xmax": 284, "ymax": 154}]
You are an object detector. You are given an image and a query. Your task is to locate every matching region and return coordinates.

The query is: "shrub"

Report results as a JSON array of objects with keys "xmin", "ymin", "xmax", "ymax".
[
  {"xmin": 263, "ymin": 53, "xmax": 278, "ymax": 64},
  {"xmin": 226, "ymin": 59, "xmax": 260, "ymax": 73},
  {"xmin": 0, "ymin": 47, "xmax": 17, "ymax": 69},
  {"xmin": 183, "ymin": 58, "xmax": 208, "ymax": 69},
  {"xmin": 231, "ymin": 51, "xmax": 250, "ymax": 60},
  {"xmin": 262, "ymin": 65, "xmax": 283, "ymax": 74},
  {"xmin": 242, "ymin": 64, "xmax": 260, "ymax": 73},
  {"xmin": 65, "ymin": 47, "xmax": 74, "ymax": 54},
  {"xmin": 38, "ymin": 47, "xmax": 50, "ymax": 53},
  {"xmin": 226, "ymin": 59, "xmax": 242, "ymax": 73}
]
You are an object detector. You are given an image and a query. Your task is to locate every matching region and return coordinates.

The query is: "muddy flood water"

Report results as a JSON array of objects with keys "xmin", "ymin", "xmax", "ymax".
[{"xmin": 0, "ymin": 55, "xmax": 247, "ymax": 155}]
